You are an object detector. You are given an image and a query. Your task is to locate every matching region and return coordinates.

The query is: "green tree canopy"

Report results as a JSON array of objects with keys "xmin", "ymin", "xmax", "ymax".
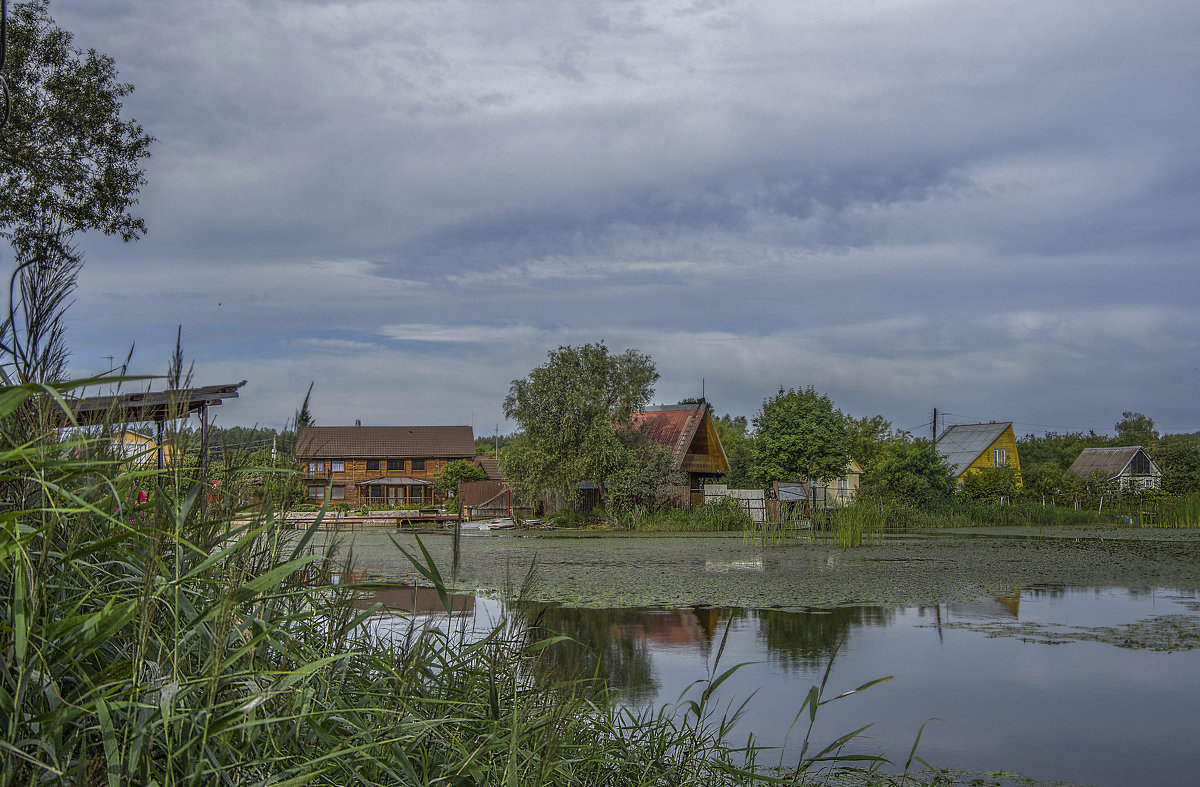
[
  {"xmin": 712, "ymin": 413, "xmax": 756, "ymax": 488},
  {"xmin": 432, "ymin": 459, "xmax": 488, "ymax": 496},
  {"xmin": 860, "ymin": 440, "xmax": 954, "ymax": 508},
  {"xmin": 1, "ymin": 0, "xmax": 153, "ymax": 257},
  {"xmin": 753, "ymin": 387, "xmax": 849, "ymax": 486},
  {"xmin": 501, "ymin": 343, "xmax": 658, "ymax": 502},
  {"xmin": 1152, "ymin": 435, "xmax": 1200, "ymax": 496},
  {"xmin": 1115, "ymin": 411, "xmax": 1158, "ymax": 446}
]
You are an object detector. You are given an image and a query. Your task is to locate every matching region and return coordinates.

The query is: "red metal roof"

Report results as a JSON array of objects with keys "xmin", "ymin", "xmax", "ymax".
[
  {"xmin": 630, "ymin": 406, "xmax": 703, "ymax": 451},
  {"xmin": 296, "ymin": 425, "xmax": 475, "ymax": 459}
]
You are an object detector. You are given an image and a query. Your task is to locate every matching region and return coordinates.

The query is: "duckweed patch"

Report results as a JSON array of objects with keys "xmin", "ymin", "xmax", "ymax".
[
  {"xmin": 326, "ymin": 528, "xmax": 1200, "ymax": 609},
  {"xmin": 928, "ymin": 613, "xmax": 1200, "ymax": 651}
]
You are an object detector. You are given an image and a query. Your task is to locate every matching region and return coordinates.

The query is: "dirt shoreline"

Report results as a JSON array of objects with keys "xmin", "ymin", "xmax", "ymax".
[{"xmin": 321, "ymin": 525, "xmax": 1200, "ymax": 609}]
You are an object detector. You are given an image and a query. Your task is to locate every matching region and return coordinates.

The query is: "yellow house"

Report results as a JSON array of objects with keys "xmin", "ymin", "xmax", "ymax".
[
  {"xmin": 813, "ymin": 458, "xmax": 864, "ymax": 507},
  {"xmin": 935, "ymin": 422, "xmax": 1020, "ymax": 485},
  {"xmin": 113, "ymin": 430, "xmax": 178, "ymax": 465}
]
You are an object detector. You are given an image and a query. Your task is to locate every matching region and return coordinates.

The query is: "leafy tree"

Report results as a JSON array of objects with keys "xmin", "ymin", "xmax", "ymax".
[
  {"xmin": 753, "ymin": 387, "xmax": 849, "ymax": 486},
  {"xmin": 712, "ymin": 413, "xmax": 756, "ymax": 488},
  {"xmin": 605, "ymin": 445, "xmax": 686, "ymax": 511},
  {"xmin": 1017, "ymin": 430, "xmax": 1112, "ymax": 471},
  {"xmin": 501, "ymin": 343, "xmax": 658, "ymax": 503},
  {"xmin": 860, "ymin": 440, "xmax": 954, "ymax": 508},
  {"xmin": 844, "ymin": 414, "xmax": 910, "ymax": 474},
  {"xmin": 1, "ymin": 0, "xmax": 153, "ymax": 258},
  {"xmin": 1152, "ymin": 435, "xmax": 1200, "ymax": 496},
  {"xmin": 960, "ymin": 466, "xmax": 1021, "ymax": 503},
  {"xmin": 432, "ymin": 459, "xmax": 488, "ymax": 497},
  {"xmin": 1115, "ymin": 412, "xmax": 1158, "ymax": 446},
  {"xmin": 1018, "ymin": 461, "xmax": 1081, "ymax": 505}
]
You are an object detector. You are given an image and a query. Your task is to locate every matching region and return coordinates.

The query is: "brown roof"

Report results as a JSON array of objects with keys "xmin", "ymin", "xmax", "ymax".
[
  {"xmin": 296, "ymin": 425, "xmax": 475, "ymax": 459},
  {"xmin": 630, "ymin": 403, "xmax": 728, "ymax": 471},
  {"xmin": 474, "ymin": 455, "xmax": 503, "ymax": 481}
]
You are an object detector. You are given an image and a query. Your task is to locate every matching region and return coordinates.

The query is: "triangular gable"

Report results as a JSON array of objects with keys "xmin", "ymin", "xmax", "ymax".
[
  {"xmin": 630, "ymin": 404, "xmax": 730, "ymax": 473},
  {"xmin": 936, "ymin": 422, "xmax": 1014, "ymax": 478}
]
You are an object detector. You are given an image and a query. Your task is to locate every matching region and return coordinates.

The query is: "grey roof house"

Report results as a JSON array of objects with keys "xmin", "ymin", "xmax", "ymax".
[{"xmin": 1068, "ymin": 447, "xmax": 1161, "ymax": 491}]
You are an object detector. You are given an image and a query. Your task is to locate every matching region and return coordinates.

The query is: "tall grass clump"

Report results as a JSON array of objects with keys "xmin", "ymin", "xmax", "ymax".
[
  {"xmin": 814, "ymin": 503, "xmax": 887, "ymax": 548},
  {"xmin": 617, "ymin": 496, "xmax": 753, "ymax": 532}
]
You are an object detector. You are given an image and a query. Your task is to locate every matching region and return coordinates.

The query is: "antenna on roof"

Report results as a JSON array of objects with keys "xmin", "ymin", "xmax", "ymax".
[{"xmin": 701, "ymin": 377, "xmax": 705, "ymax": 403}]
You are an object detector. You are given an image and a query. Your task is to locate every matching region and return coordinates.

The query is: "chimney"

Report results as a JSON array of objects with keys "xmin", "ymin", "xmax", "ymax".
[{"xmin": 355, "ymin": 419, "xmax": 361, "ymax": 427}]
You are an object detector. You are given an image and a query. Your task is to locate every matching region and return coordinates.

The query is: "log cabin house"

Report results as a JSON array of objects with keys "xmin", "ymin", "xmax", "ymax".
[
  {"xmin": 631, "ymin": 403, "xmax": 730, "ymax": 507},
  {"xmin": 296, "ymin": 425, "xmax": 476, "ymax": 507}
]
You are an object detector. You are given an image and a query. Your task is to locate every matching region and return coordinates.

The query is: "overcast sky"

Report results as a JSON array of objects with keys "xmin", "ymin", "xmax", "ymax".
[{"xmin": 50, "ymin": 0, "xmax": 1200, "ymax": 438}]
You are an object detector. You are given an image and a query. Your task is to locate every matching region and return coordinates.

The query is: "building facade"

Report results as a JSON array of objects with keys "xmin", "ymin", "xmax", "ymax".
[{"xmin": 296, "ymin": 425, "xmax": 475, "ymax": 507}]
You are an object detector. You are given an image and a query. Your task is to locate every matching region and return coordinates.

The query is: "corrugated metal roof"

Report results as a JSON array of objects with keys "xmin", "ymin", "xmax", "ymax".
[
  {"xmin": 71, "ymin": 381, "xmax": 246, "ymax": 425},
  {"xmin": 296, "ymin": 425, "xmax": 475, "ymax": 459},
  {"xmin": 776, "ymin": 482, "xmax": 808, "ymax": 502},
  {"xmin": 1068, "ymin": 446, "xmax": 1157, "ymax": 480},
  {"xmin": 353, "ymin": 476, "xmax": 430, "ymax": 486},
  {"xmin": 936, "ymin": 422, "xmax": 1011, "ymax": 477},
  {"xmin": 630, "ymin": 404, "xmax": 723, "ymax": 470}
]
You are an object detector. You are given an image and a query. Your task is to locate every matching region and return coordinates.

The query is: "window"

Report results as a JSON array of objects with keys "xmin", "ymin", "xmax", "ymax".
[
  {"xmin": 331, "ymin": 460, "xmax": 344, "ymax": 472},
  {"xmin": 837, "ymin": 477, "xmax": 849, "ymax": 498},
  {"xmin": 388, "ymin": 459, "xmax": 404, "ymax": 472},
  {"xmin": 330, "ymin": 485, "xmax": 344, "ymax": 500},
  {"xmin": 993, "ymin": 449, "xmax": 1008, "ymax": 468},
  {"xmin": 308, "ymin": 460, "xmax": 323, "ymax": 473},
  {"xmin": 366, "ymin": 459, "xmax": 379, "ymax": 472},
  {"xmin": 308, "ymin": 485, "xmax": 324, "ymax": 499},
  {"xmin": 369, "ymin": 485, "xmax": 381, "ymax": 498},
  {"xmin": 411, "ymin": 459, "xmax": 425, "ymax": 472}
]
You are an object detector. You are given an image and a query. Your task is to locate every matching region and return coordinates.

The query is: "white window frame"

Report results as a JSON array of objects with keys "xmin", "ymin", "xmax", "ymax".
[
  {"xmin": 993, "ymin": 449, "xmax": 1008, "ymax": 468},
  {"xmin": 308, "ymin": 460, "xmax": 323, "ymax": 473},
  {"xmin": 331, "ymin": 460, "xmax": 344, "ymax": 472}
]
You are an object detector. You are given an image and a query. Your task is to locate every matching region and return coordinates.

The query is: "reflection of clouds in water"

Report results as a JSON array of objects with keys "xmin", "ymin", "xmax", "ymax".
[{"xmin": 703, "ymin": 558, "xmax": 763, "ymax": 573}]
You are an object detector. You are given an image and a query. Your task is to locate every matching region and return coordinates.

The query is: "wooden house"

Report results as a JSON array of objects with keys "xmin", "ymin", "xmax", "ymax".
[
  {"xmin": 296, "ymin": 425, "xmax": 475, "ymax": 507},
  {"xmin": 1068, "ymin": 446, "xmax": 1162, "ymax": 490},
  {"xmin": 631, "ymin": 403, "xmax": 730, "ymax": 507},
  {"xmin": 935, "ymin": 422, "xmax": 1021, "ymax": 485}
]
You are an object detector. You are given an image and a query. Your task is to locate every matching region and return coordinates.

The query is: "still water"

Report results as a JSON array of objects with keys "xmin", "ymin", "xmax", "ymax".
[{"xmin": 365, "ymin": 584, "xmax": 1200, "ymax": 786}]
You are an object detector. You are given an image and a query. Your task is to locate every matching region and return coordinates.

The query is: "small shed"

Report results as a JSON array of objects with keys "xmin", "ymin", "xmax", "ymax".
[{"xmin": 1068, "ymin": 446, "xmax": 1161, "ymax": 491}]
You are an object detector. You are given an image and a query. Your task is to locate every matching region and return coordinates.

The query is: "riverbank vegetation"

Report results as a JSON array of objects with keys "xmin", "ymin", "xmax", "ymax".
[{"xmin": 2, "ymin": 382, "xmax": 938, "ymax": 785}]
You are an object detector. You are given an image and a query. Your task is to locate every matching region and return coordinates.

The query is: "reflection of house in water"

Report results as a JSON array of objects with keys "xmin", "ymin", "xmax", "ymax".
[
  {"xmin": 351, "ymin": 584, "xmax": 476, "ymax": 616},
  {"xmin": 621, "ymin": 607, "xmax": 723, "ymax": 650},
  {"xmin": 946, "ymin": 588, "xmax": 1022, "ymax": 620}
]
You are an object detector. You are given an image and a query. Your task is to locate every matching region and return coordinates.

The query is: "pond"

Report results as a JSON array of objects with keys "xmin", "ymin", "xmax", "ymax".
[{"xmin": 321, "ymin": 529, "xmax": 1200, "ymax": 785}]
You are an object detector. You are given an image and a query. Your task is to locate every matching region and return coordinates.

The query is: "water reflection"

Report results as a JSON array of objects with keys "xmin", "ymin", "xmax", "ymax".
[
  {"xmin": 516, "ymin": 604, "xmax": 737, "ymax": 701},
  {"xmin": 753, "ymin": 606, "xmax": 895, "ymax": 671},
  {"xmin": 345, "ymin": 582, "xmax": 1200, "ymax": 784}
]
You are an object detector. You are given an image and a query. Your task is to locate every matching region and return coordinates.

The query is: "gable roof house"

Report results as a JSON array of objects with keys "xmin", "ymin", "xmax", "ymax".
[
  {"xmin": 936, "ymin": 422, "xmax": 1021, "ymax": 485},
  {"xmin": 631, "ymin": 403, "xmax": 730, "ymax": 507},
  {"xmin": 1068, "ymin": 446, "xmax": 1162, "ymax": 491},
  {"xmin": 296, "ymin": 425, "xmax": 475, "ymax": 507}
]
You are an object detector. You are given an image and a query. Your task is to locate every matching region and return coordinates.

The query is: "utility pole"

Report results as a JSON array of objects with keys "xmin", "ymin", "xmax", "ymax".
[{"xmin": 932, "ymin": 408, "xmax": 938, "ymax": 446}]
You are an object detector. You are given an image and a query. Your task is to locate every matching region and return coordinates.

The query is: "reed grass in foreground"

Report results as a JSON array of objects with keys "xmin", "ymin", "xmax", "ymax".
[{"xmin": 1, "ymin": 381, "xmax": 945, "ymax": 786}]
